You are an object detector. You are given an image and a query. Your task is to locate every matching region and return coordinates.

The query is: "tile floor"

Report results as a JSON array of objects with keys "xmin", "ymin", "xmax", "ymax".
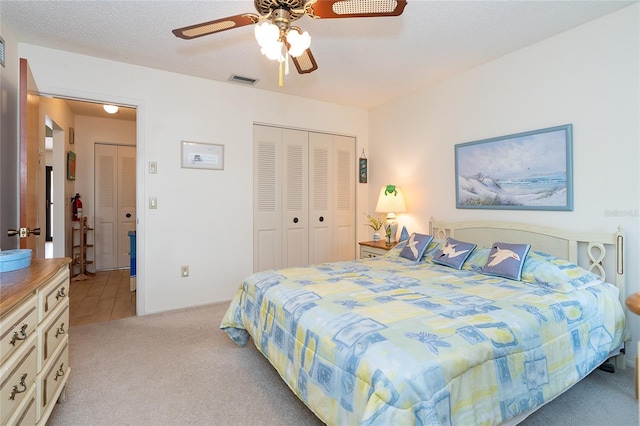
[{"xmin": 68, "ymin": 268, "xmax": 136, "ymax": 326}]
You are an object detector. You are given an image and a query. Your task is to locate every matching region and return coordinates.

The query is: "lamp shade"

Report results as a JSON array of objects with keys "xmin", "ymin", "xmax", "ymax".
[{"xmin": 375, "ymin": 185, "xmax": 406, "ymax": 216}]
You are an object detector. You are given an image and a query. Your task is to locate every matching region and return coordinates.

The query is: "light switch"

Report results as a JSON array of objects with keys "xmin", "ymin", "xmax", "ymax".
[
  {"xmin": 149, "ymin": 197, "xmax": 157, "ymax": 209},
  {"xmin": 149, "ymin": 162, "xmax": 157, "ymax": 174}
]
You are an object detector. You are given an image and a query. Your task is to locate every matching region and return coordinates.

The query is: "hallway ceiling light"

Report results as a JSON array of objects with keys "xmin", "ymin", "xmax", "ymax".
[{"xmin": 103, "ymin": 104, "xmax": 119, "ymax": 114}]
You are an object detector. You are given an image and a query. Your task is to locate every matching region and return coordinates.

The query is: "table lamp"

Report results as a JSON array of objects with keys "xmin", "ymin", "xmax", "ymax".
[{"xmin": 375, "ymin": 184, "xmax": 406, "ymax": 245}]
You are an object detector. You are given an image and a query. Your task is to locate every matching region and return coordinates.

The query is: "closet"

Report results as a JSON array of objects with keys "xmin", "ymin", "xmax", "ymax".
[
  {"xmin": 94, "ymin": 144, "xmax": 136, "ymax": 271},
  {"xmin": 253, "ymin": 124, "xmax": 356, "ymax": 272}
]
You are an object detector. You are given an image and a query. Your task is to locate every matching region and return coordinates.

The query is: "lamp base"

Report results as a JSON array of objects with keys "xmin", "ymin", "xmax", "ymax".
[{"xmin": 384, "ymin": 223, "xmax": 398, "ymax": 246}]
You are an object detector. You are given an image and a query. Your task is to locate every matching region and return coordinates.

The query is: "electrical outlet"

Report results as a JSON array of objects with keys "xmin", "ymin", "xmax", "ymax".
[{"xmin": 181, "ymin": 265, "xmax": 189, "ymax": 278}]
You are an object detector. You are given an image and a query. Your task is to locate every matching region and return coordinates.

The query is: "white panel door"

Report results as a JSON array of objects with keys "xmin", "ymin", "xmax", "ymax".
[
  {"xmin": 95, "ymin": 144, "xmax": 136, "ymax": 270},
  {"xmin": 308, "ymin": 132, "xmax": 333, "ymax": 265}
]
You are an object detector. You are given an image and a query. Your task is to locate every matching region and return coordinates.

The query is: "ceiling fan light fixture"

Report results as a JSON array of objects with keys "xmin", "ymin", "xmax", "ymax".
[
  {"xmin": 254, "ymin": 21, "xmax": 279, "ymax": 48},
  {"xmin": 103, "ymin": 104, "xmax": 119, "ymax": 114},
  {"xmin": 261, "ymin": 41, "xmax": 285, "ymax": 62},
  {"xmin": 286, "ymin": 30, "xmax": 311, "ymax": 57}
]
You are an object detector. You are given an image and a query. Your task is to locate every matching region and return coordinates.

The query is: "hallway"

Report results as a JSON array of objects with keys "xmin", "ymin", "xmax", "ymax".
[{"xmin": 69, "ymin": 269, "xmax": 136, "ymax": 326}]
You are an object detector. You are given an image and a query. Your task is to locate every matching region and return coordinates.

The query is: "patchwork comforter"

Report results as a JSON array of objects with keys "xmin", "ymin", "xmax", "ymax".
[{"xmin": 220, "ymin": 251, "xmax": 627, "ymax": 425}]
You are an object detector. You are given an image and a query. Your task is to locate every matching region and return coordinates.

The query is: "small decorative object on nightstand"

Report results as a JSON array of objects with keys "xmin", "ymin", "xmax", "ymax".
[
  {"xmin": 364, "ymin": 213, "xmax": 386, "ymax": 242},
  {"xmin": 359, "ymin": 240, "xmax": 398, "ymax": 259}
]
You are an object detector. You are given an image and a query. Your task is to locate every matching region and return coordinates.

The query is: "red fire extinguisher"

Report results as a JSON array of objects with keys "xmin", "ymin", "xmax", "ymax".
[{"xmin": 71, "ymin": 193, "xmax": 83, "ymax": 221}]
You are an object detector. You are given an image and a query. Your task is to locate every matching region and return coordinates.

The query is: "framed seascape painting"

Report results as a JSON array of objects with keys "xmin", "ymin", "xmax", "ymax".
[{"xmin": 455, "ymin": 124, "xmax": 573, "ymax": 211}]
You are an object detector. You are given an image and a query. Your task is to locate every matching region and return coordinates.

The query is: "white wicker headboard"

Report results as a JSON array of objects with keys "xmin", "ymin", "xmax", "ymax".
[{"xmin": 429, "ymin": 219, "xmax": 625, "ymax": 305}]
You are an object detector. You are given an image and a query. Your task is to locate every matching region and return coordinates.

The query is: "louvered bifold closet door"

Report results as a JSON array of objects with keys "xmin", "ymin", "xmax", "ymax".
[
  {"xmin": 332, "ymin": 135, "xmax": 356, "ymax": 261},
  {"xmin": 253, "ymin": 125, "xmax": 283, "ymax": 272},
  {"xmin": 117, "ymin": 146, "xmax": 136, "ymax": 268},
  {"xmin": 95, "ymin": 144, "xmax": 137, "ymax": 271},
  {"xmin": 308, "ymin": 133, "xmax": 334, "ymax": 265},
  {"xmin": 282, "ymin": 129, "xmax": 309, "ymax": 268},
  {"xmin": 254, "ymin": 125, "xmax": 355, "ymax": 272},
  {"xmin": 95, "ymin": 144, "xmax": 118, "ymax": 270}
]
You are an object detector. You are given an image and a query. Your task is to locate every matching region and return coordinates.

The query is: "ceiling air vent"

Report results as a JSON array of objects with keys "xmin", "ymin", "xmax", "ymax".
[{"xmin": 228, "ymin": 74, "xmax": 258, "ymax": 86}]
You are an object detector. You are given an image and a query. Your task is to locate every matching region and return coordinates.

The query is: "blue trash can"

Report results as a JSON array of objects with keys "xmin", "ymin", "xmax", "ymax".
[{"xmin": 128, "ymin": 231, "xmax": 136, "ymax": 277}]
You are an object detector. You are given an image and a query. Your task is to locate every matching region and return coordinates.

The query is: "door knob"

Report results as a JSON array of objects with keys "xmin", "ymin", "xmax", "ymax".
[
  {"xmin": 126, "ymin": 213, "xmax": 132, "ymax": 218},
  {"xmin": 7, "ymin": 227, "xmax": 40, "ymax": 237},
  {"xmin": 319, "ymin": 216, "xmax": 324, "ymax": 222},
  {"xmin": 293, "ymin": 217, "xmax": 299, "ymax": 224}
]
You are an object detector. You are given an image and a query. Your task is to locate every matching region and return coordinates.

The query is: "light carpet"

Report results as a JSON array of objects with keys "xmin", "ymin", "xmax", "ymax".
[{"xmin": 47, "ymin": 303, "xmax": 638, "ymax": 426}]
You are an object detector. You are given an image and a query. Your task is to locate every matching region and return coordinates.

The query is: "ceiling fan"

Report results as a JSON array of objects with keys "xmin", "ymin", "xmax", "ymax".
[{"xmin": 172, "ymin": 0, "xmax": 407, "ymax": 84}]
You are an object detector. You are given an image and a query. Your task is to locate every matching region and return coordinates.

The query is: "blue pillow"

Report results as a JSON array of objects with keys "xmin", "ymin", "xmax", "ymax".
[
  {"xmin": 399, "ymin": 226, "xmax": 410, "ymax": 242},
  {"xmin": 482, "ymin": 242, "xmax": 531, "ymax": 281},
  {"xmin": 432, "ymin": 237, "xmax": 476, "ymax": 269},
  {"xmin": 399, "ymin": 233, "xmax": 434, "ymax": 262}
]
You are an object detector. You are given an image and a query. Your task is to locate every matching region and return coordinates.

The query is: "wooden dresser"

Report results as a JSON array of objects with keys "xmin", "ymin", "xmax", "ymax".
[{"xmin": 0, "ymin": 258, "xmax": 71, "ymax": 425}]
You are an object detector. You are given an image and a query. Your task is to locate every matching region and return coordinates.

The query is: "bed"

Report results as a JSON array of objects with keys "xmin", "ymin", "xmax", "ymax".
[{"xmin": 220, "ymin": 220, "xmax": 629, "ymax": 425}]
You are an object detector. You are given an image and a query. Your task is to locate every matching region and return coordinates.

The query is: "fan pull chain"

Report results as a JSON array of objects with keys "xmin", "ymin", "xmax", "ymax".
[{"xmin": 285, "ymin": 51, "xmax": 290, "ymax": 76}]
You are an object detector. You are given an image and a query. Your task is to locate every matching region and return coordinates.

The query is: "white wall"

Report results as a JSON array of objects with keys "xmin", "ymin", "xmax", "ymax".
[
  {"xmin": 369, "ymin": 5, "xmax": 639, "ymax": 364},
  {"xmin": 16, "ymin": 43, "xmax": 370, "ymax": 315}
]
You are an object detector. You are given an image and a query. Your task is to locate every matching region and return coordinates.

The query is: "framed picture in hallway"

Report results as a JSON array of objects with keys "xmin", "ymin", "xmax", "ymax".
[
  {"xmin": 67, "ymin": 151, "xmax": 76, "ymax": 180},
  {"xmin": 181, "ymin": 141, "xmax": 224, "ymax": 170},
  {"xmin": 455, "ymin": 124, "xmax": 573, "ymax": 211}
]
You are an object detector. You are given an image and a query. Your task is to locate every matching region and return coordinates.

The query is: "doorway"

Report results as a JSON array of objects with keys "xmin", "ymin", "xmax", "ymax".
[{"xmin": 44, "ymin": 115, "xmax": 66, "ymax": 259}]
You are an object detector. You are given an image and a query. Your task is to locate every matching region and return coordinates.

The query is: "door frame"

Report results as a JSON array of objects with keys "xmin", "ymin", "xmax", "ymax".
[{"xmin": 33, "ymin": 85, "xmax": 146, "ymax": 315}]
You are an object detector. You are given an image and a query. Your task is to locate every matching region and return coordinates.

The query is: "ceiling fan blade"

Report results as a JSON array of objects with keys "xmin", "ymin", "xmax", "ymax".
[
  {"xmin": 307, "ymin": 0, "xmax": 407, "ymax": 19},
  {"xmin": 172, "ymin": 13, "xmax": 259, "ymax": 39},
  {"xmin": 291, "ymin": 49, "xmax": 318, "ymax": 74}
]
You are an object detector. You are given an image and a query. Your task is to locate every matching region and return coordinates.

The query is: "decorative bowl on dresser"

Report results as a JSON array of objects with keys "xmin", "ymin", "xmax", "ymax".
[{"xmin": 0, "ymin": 258, "xmax": 71, "ymax": 425}]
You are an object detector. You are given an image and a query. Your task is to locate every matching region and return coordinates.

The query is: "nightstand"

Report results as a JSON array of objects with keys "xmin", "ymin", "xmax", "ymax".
[{"xmin": 359, "ymin": 240, "xmax": 398, "ymax": 259}]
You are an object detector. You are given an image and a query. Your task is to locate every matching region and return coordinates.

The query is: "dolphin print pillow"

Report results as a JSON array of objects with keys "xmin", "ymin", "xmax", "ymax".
[
  {"xmin": 399, "ymin": 233, "xmax": 434, "ymax": 262},
  {"xmin": 482, "ymin": 242, "xmax": 531, "ymax": 280},
  {"xmin": 432, "ymin": 237, "xmax": 477, "ymax": 269}
]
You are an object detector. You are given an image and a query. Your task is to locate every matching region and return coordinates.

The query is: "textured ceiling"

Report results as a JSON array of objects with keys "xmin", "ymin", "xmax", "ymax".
[{"xmin": 1, "ymin": 0, "xmax": 635, "ymax": 110}]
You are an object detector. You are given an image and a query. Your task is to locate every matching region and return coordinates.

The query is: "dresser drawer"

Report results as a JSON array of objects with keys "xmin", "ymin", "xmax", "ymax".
[
  {"xmin": 38, "ymin": 300, "xmax": 69, "ymax": 371},
  {"xmin": 38, "ymin": 338, "xmax": 68, "ymax": 418},
  {"xmin": 5, "ymin": 385, "xmax": 36, "ymax": 426},
  {"xmin": 37, "ymin": 267, "xmax": 69, "ymax": 322},
  {"xmin": 0, "ymin": 294, "xmax": 37, "ymax": 364},
  {"xmin": 0, "ymin": 335, "xmax": 37, "ymax": 425}
]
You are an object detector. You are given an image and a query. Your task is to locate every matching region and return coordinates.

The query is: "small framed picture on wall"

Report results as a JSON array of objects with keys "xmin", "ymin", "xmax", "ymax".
[{"xmin": 67, "ymin": 151, "xmax": 76, "ymax": 180}]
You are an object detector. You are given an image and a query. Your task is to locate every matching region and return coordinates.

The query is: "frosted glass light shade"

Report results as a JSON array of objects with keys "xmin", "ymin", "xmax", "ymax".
[{"xmin": 286, "ymin": 30, "xmax": 311, "ymax": 57}]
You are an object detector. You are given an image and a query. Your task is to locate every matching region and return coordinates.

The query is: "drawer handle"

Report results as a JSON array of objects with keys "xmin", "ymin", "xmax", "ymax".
[
  {"xmin": 56, "ymin": 287, "xmax": 66, "ymax": 300},
  {"xmin": 54, "ymin": 363, "xmax": 65, "ymax": 381},
  {"xmin": 9, "ymin": 373, "xmax": 28, "ymax": 400},
  {"xmin": 55, "ymin": 322, "xmax": 66, "ymax": 338},
  {"xmin": 10, "ymin": 324, "xmax": 28, "ymax": 346}
]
